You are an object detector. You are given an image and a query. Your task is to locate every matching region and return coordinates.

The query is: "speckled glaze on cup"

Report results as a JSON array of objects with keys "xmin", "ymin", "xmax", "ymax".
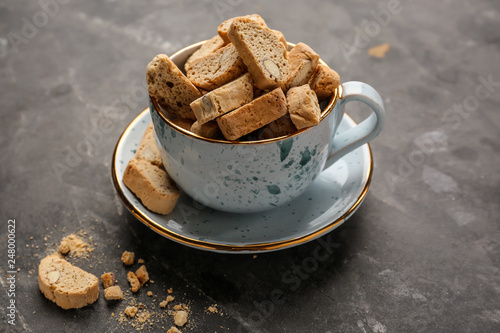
[{"xmin": 150, "ymin": 42, "xmax": 385, "ymax": 213}]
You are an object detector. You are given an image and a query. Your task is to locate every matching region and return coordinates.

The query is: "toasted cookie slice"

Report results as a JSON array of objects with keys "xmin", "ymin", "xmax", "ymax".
[
  {"xmin": 185, "ymin": 35, "xmax": 226, "ymax": 72},
  {"xmin": 218, "ymin": 14, "xmax": 267, "ymax": 44},
  {"xmin": 38, "ymin": 255, "xmax": 99, "ymax": 309},
  {"xmin": 286, "ymin": 84, "xmax": 321, "ymax": 130},
  {"xmin": 190, "ymin": 120, "xmax": 223, "ymax": 139},
  {"xmin": 190, "ymin": 73, "xmax": 253, "ymax": 124},
  {"xmin": 187, "ymin": 43, "xmax": 247, "ymax": 91},
  {"xmin": 228, "ymin": 17, "xmax": 290, "ymax": 90},
  {"xmin": 123, "ymin": 159, "xmax": 180, "ymax": 215},
  {"xmin": 147, "ymin": 54, "xmax": 202, "ymax": 120},
  {"xmin": 285, "ymin": 43, "xmax": 320, "ymax": 90},
  {"xmin": 309, "ymin": 63, "xmax": 340, "ymax": 101},
  {"xmin": 217, "ymin": 88, "xmax": 288, "ymax": 140},
  {"xmin": 135, "ymin": 123, "xmax": 163, "ymax": 168}
]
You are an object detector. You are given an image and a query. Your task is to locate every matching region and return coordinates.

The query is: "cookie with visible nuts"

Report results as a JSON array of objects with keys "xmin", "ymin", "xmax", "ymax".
[
  {"xmin": 190, "ymin": 73, "xmax": 253, "ymax": 124},
  {"xmin": 309, "ymin": 63, "xmax": 340, "ymax": 101},
  {"xmin": 285, "ymin": 42, "xmax": 320, "ymax": 90},
  {"xmin": 286, "ymin": 84, "xmax": 321, "ymax": 129},
  {"xmin": 38, "ymin": 255, "xmax": 99, "ymax": 309},
  {"xmin": 228, "ymin": 17, "xmax": 290, "ymax": 90},
  {"xmin": 186, "ymin": 43, "xmax": 247, "ymax": 91},
  {"xmin": 147, "ymin": 54, "xmax": 202, "ymax": 120},
  {"xmin": 217, "ymin": 88, "xmax": 288, "ymax": 140}
]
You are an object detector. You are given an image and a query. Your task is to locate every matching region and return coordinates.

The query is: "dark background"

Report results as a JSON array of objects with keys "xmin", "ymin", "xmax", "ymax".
[{"xmin": 1, "ymin": 0, "xmax": 499, "ymax": 332}]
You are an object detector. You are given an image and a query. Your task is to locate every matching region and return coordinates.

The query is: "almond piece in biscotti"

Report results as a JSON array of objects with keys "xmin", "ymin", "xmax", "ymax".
[
  {"xmin": 286, "ymin": 84, "xmax": 322, "ymax": 130},
  {"xmin": 285, "ymin": 42, "xmax": 320, "ymax": 90},
  {"xmin": 228, "ymin": 17, "xmax": 290, "ymax": 90},
  {"xmin": 38, "ymin": 255, "xmax": 99, "ymax": 309}
]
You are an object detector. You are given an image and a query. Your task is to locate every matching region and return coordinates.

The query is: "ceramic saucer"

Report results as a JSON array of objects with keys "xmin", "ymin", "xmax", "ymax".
[{"xmin": 112, "ymin": 109, "xmax": 373, "ymax": 253}]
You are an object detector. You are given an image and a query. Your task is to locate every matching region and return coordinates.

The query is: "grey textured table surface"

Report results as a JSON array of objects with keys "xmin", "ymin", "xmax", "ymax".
[{"xmin": 1, "ymin": 0, "xmax": 499, "ymax": 332}]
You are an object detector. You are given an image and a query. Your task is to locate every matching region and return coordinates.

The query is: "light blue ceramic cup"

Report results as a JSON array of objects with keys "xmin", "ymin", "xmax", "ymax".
[{"xmin": 150, "ymin": 42, "xmax": 385, "ymax": 213}]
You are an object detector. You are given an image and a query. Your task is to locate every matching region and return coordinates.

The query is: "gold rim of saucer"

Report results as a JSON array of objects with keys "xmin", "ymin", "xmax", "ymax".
[
  {"xmin": 150, "ymin": 41, "xmax": 343, "ymax": 145},
  {"xmin": 111, "ymin": 108, "xmax": 373, "ymax": 252}
]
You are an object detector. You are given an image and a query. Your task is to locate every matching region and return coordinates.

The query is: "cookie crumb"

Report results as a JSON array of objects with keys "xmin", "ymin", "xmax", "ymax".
[
  {"xmin": 167, "ymin": 327, "xmax": 181, "ymax": 333},
  {"xmin": 174, "ymin": 310, "xmax": 188, "ymax": 327},
  {"xmin": 135, "ymin": 265, "xmax": 149, "ymax": 285},
  {"xmin": 125, "ymin": 306, "xmax": 138, "ymax": 318},
  {"xmin": 147, "ymin": 291, "xmax": 153, "ymax": 297},
  {"xmin": 121, "ymin": 251, "xmax": 135, "ymax": 265},
  {"xmin": 104, "ymin": 286, "xmax": 124, "ymax": 301},
  {"xmin": 137, "ymin": 258, "xmax": 145, "ymax": 264},
  {"xmin": 127, "ymin": 271, "xmax": 141, "ymax": 292}
]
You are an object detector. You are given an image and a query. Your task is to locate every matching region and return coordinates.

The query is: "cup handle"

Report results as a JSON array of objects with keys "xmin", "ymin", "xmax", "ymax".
[{"xmin": 324, "ymin": 81, "xmax": 385, "ymax": 169}]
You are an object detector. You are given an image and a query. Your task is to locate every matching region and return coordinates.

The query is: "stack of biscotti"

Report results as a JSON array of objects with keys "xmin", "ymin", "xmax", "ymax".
[
  {"xmin": 123, "ymin": 123, "xmax": 180, "ymax": 215},
  {"xmin": 146, "ymin": 14, "xmax": 340, "ymax": 141}
]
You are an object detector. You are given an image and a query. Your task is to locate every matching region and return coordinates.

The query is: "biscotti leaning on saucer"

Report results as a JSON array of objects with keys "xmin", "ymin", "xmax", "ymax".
[
  {"xmin": 38, "ymin": 254, "xmax": 99, "ymax": 309},
  {"xmin": 123, "ymin": 124, "xmax": 180, "ymax": 215}
]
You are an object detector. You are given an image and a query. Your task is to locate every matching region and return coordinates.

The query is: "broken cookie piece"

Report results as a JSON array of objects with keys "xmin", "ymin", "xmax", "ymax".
[
  {"xmin": 101, "ymin": 272, "xmax": 116, "ymax": 289},
  {"xmin": 127, "ymin": 271, "xmax": 141, "ymax": 292},
  {"xmin": 104, "ymin": 285, "xmax": 124, "ymax": 301}
]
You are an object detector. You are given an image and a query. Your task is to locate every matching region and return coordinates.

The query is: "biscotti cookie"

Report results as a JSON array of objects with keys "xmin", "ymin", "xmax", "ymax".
[
  {"xmin": 135, "ymin": 124, "xmax": 163, "ymax": 168},
  {"xmin": 190, "ymin": 120, "xmax": 223, "ymax": 139},
  {"xmin": 285, "ymin": 43, "xmax": 320, "ymax": 90},
  {"xmin": 286, "ymin": 84, "xmax": 321, "ymax": 129},
  {"xmin": 228, "ymin": 17, "xmax": 290, "ymax": 90},
  {"xmin": 147, "ymin": 54, "xmax": 202, "ymax": 120},
  {"xmin": 309, "ymin": 63, "xmax": 340, "ymax": 101},
  {"xmin": 259, "ymin": 114, "xmax": 297, "ymax": 140},
  {"xmin": 123, "ymin": 159, "xmax": 180, "ymax": 215},
  {"xmin": 217, "ymin": 88, "xmax": 288, "ymax": 140},
  {"xmin": 186, "ymin": 43, "xmax": 247, "ymax": 91},
  {"xmin": 185, "ymin": 35, "xmax": 226, "ymax": 71},
  {"xmin": 218, "ymin": 14, "xmax": 267, "ymax": 44},
  {"xmin": 38, "ymin": 255, "xmax": 99, "ymax": 309},
  {"xmin": 190, "ymin": 73, "xmax": 253, "ymax": 124}
]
